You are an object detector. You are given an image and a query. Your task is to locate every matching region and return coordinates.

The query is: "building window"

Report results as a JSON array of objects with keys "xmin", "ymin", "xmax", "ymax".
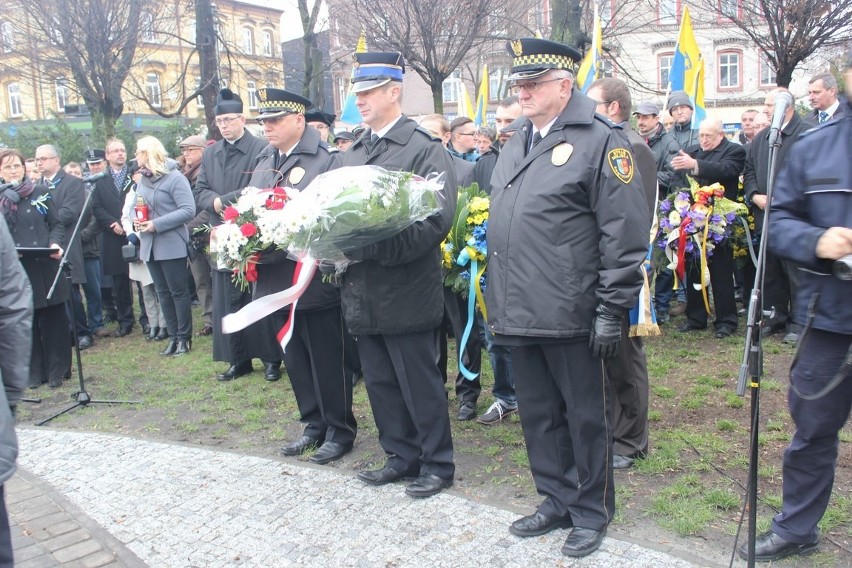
[
  {"xmin": 242, "ymin": 27, "xmax": 254, "ymax": 55},
  {"xmin": 718, "ymin": 0, "xmax": 741, "ymax": 20},
  {"xmin": 489, "ymin": 67, "xmax": 507, "ymax": 100},
  {"xmin": 759, "ymin": 54, "xmax": 777, "ymax": 87},
  {"xmin": 718, "ymin": 50, "xmax": 741, "ymax": 90},
  {"xmin": 142, "ymin": 13, "xmax": 156, "ymax": 42},
  {"xmin": 1, "ymin": 22, "xmax": 13, "ymax": 53},
  {"xmin": 7, "ymin": 83, "xmax": 22, "ymax": 117},
  {"xmin": 247, "ymin": 80, "xmax": 258, "ymax": 109},
  {"xmin": 442, "ymin": 70, "xmax": 461, "ymax": 104},
  {"xmin": 55, "ymin": 78, "xmax": 68, "ymax": 111},
  {"xmin": 262, "ymin": 30, "xmax": 273, "ymax": 56},
  {"xmin": 146, "ymin": 73, "xmax": 162, "ymax": 107},
  {"xmin": 658, "ymin": 0, "xmax": 678, "ymax": 24},
  {"xmin": 658, "ymin": 53, "xmax": 674, "ymax": 90}
]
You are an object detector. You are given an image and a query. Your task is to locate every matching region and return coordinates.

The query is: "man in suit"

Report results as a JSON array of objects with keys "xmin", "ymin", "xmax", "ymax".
[
  {"xmin": 808, "ymin": 73, "xmax": 847, "ymax": 124},
  {"xmin": 79, "ymin": 150, "xmax": 110, "ymax": 339},
  {"xmin": 91, "ymin": 138, "xmax": 135, "ymax": 337},
  {"xmin": 341, "ymin": 51, "xmax": 458, "ymax": 499},
  {"xmin": 34, "ymin": 145, "xmax": 90, "ymax": 348},
  {"xmin": 194, "ymin": 88, "xmax": 282, "ymax": 382},
  {"xmin": 672, "ymin": 118, "xmax": 746, "ymax": 338}
]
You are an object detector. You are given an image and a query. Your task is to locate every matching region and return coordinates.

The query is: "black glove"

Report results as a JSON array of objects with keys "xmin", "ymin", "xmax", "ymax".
[
  {"xmin": 2, "ymin": 188, "xmax": 20, "ymax": 203},
  {"xmin": 589, "ymin": 303, "xmax": 625, "ymax": 359},
  {"xmin": 127, "ymin": 233, "xmax": 141, "ymax": 246}
]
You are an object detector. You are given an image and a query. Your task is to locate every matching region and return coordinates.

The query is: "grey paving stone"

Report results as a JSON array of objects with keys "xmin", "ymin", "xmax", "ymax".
[
  {"xmin": 51, "ymin": 539, "xmax": 103, "ymax": 563},
  {"xmin": 41, "ymin": 528, "xmax": 92, "ymax": 552}
]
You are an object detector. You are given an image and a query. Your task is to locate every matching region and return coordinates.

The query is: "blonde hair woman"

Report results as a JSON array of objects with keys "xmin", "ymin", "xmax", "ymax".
[{"xmin": 133, "ymin": 136, "xmax": 196, "ymax": 356}]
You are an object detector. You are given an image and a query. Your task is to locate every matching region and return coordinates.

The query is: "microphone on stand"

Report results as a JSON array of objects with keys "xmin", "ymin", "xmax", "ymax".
[
  {"xmin": 767, "ymin": 91, "xmax": 794, "ymax": 147},
  {"xmin": 0, "ymin": 180, "xmax": 22, "ymax": 191},
  {"xmin": 82, "ymin": 171, "xmax": 109, "ymax": 184}
]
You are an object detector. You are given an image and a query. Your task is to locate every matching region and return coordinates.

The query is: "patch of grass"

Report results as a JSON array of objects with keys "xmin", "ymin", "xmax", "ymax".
[
  {"xmin": 725, "ymin": 392, "xmax": 745, "ymax": 408},
  {"xmin": 653, "ymin": 385, "xmax": 676, "ymax": 399},
  {"xmin": 648, "ymin": 410, "xmax": 663, "ymax": 422},
  {"xmin": 761, "ymin": 379, "xmax": 783, "ymax": 392},
  {"xmin": 716, "ymin": 419, "xmax": 737, "ymax": 432},
  {"xmin": 695, "ymin": 375, "xmax": 727, "ymax": 389},
  {"xmin": 819, "ymin": 494, "xmax": 852, "ymax": 533},
  {"xmin": 508, "ymin": 448, "xmax": 529, "ymax": 469}
]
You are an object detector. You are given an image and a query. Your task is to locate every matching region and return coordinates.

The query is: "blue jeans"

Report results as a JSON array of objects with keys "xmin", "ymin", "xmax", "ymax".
[
  {"xmin": 479, "ymin": 316, "xmax": 516, "ymax": 407},
  {"xmin": 82, "ymin": 257, "xmax": 104, "ymax": 331}
]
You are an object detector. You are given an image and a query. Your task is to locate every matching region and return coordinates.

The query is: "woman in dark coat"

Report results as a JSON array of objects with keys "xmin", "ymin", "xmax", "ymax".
[{"xmin": 0, "ymin": 149, "xmax": 71, "ymax": 388}]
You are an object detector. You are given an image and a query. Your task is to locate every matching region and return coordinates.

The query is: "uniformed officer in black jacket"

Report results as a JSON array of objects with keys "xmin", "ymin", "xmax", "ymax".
[
  {"xmin": 247, "ymin": 88, "xmax": 356, "ymax": 466},
  {"xmin": 486, "ymin": 38, "xmax": 649, "ymax": 558},
  {"xmin": 340, "ymin": 51, "xmax": 458, "ymax": 499}
]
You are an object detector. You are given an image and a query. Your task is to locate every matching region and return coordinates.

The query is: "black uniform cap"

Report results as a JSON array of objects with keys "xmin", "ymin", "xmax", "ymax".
[
  {"xmin": 506, "ymin": 38, "xmax": 581, "ymax": 80},
  {"xmin": 255, "ymin": 88, "xmax": 312, "ymax": 120}
]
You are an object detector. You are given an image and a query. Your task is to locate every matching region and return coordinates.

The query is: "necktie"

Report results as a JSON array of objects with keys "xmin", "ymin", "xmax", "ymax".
[
  {"xmin": 528, "ymin": 131, "xmax": 542, "ymax": 154},
  {"xmin": 818, "ymin": 111, "xmax": 829, "ymax": 124},
  {"xmin": 370, "ymin": 133, "xmax": 380, "ymax": 149}
]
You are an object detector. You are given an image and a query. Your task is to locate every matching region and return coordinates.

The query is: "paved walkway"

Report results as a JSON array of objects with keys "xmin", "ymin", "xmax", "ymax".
[{"xmin": 8, "ymin": 429, "xmax": 726, "ymax": 568}]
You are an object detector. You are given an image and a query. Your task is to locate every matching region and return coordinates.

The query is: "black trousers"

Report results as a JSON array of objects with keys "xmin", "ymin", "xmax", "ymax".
[
  {"xmin": 211, "ymin": 270, "xmax": 281, "ymax": 365},
  {"xmin": 358, "ymin": 330, "xmax": 454, "ymax": 480},
  {"xmin": 512, "ymin": 339, "xmax": 614, "ymax": 531},
  {"xmin": 772, "ymin": 329, "xmax": 852, "ymax": 543},
  {"xmin": 68, "ymin": 285, "xmax": 91, "ymax": 337},
  {"xmin": 110, "ymin": 272, "xmax": 135, "ymax": 330},
  {"xmin": 277, "ymin": 306, "xmax": 357, "ymax": 445},
  {"xmin": 685, "ymin": 244, "xmax": 738, "ymax": 330},
  {"xmin": 147, "ymin": 257, "xmax": 192, "ymax": 341},
  {"xmin": 0, "ymin": 486, "xmax": 12, "ymax": 568},
  {"xmin": 30, "ymin": 303, "xmax": 71, "ymax": 387},
  {"xmin": 604, "ymin": 317, "xmax": 649, "ymax": 458},
  {"xmin": 439, "ymin": 288, "xmax": 481, "ymax": 404}
]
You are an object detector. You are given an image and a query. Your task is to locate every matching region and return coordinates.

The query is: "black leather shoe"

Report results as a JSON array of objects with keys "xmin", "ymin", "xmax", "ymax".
[
  {"xmin": 195, "ymin": 325, "xmax": 213, "ymax": 337},
  {"xmin": 309, "ymin": 441, "xmax": 353, "ymax": 464},
  {"xmin": 714, "ymin": 326, "xmax": 735, "ymax": 339},
  {"xmin": 357, "ymin": 465, "xmax": 414, "ymax": 486},
  {"xmin": 457, "ymin": 401, "xmax": 477, "ymax": 421},
  {"xmin": 114, "ymin": 326, "xmax": 132, "ymax": 338},
  {"xmin": 159, "ymin": 340, "xmax": 177, "ymax": 356},
  {"xmin": 141, "ymin": 323, "xmax": 151, "ymax": 336},
  {"xmin": 77, "ymin": 335, "xmax": 93, "ymax": 350},
  {"xmin": 760, "ymin": 322, "xmax": 787, "ymax": 338},
  {"xmin": 264, "ymin": 362, "xmax": 282, "ymax": 382},
  {"xmin": 677, "ymin": 322, "xmax": 706, "ymax": 333},
  {"xmin": 155, "ymin": 328, "xmax": 169, "ymax": 341},
  {"xmin": 147, "ymin": 327, "xmax": 158, "ymax": 341},
  {"xmin": 510, "ymin": 511, "xmax": 573, "ymax": 537},
  {"xmin": 561, "ymin": 526, "xmax": 607, "ymax": 558},
  {"xmin": 405, "ymin": 473, "xmax": 453, "ymax": 498},
  {"xmin": 281, "ymin": 435, "xmax": 320, "ymax": 456},
  {"xmin": 612, "ymin": 454, "xmax": 634, "ymax": 469},
  {"xmin": 173, "ymin": 339, "xmax": 191, "ymax": 356},
  {"xmin": 738, "ymin": 531, "xmax": 819, "ymax": 562},
  {"xmin": 217, "ymin": 362, "xmax": 253, "ymax": 381}
]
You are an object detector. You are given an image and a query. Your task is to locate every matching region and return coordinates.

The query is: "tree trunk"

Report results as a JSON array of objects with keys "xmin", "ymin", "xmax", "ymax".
[
  {"xmin": 197, "ymin": 0, "xmax": 221, "ymax": 139},
  {"xmin": 432, "ymin": 84, "xmax": 443, "ymax": 114}
]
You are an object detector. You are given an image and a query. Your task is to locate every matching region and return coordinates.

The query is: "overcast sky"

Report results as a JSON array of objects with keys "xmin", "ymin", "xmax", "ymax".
[{"xmin": 238, "ymin": 0, "xmax": 329, "ymax": 42}]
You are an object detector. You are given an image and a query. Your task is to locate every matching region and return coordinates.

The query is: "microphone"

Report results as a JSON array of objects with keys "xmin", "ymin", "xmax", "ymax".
[
  {"xmin": 767, "ymin": 91, "xmax": 794, "ymax": 147},
  {"xmin": 0, "ymin": 180, "xmax": 21, "ymax": 191},
  {"xmin": 82, "ymin": 171, "xmax": 108, "ymax": 183}
]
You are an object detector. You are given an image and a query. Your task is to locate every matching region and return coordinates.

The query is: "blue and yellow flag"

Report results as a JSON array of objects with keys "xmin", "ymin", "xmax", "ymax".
[
  {"xmin": 576, "ymin": 5, "xmax": 602, "ymax": 94},
  {"xmin": 339, "ymin": 31, "xmax": 367, "ymax": 125},
  {"xmin": 669, "ymin": 7, "xmax": 706, "ymax": 127},
  {"xmin": 474, "ymin": 64, "xmax": 489, "ymax": 127},
  {"xmin": 459, "ymin": 81, "xmax": 475, "ymax": 121}
]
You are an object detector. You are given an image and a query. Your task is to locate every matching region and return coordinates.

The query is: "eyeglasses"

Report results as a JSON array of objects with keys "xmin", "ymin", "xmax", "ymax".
[
  {"xmin": 0, "ymin": 163, "xmax": 23, "ymax": 171},
  {"xmin": 593, "ymin": 100, "xmax": 612, "ymax": 107},
  {"xmin": 455, "ymin": 132, "xmax": 476, "ymax": 137},
  {"xmin": 256, "ymin": 114, "xmax": 290, "ymax": 125},
  {"xmin": 509, "ymin": 77, "xmax": 565, "ymax": 95},
  {"xmin": 35, "ymin": 156, "xmax": 58, "ymax": 163},
  {"xmin": 181, "ymin": 147, "xmax": 202, "ymax": 154},
  {"xmin": 215, "ymin": 115, "xmax": 243, "ymax": 126}
]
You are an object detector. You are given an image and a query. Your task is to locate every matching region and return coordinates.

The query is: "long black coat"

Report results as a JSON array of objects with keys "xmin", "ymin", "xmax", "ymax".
[
  {"xmin": 685, "ymin": 137, "xmax": 746, "ymax": 200},
  {"xmin": 91, "ymin": 168, "xmax": 133, "ymax": 276},
  {"xmin": 194, "ymin": 130, "xmax": 269, "ymax": 227},
  {"xmin": 248, "ymin": 127, "xmax": 341, "ymax": 310},
  {"xmin": 47, "ymin": 174, "xmax": 87, "ymax": 283},
  {"xmin": 340, "ymin": 116, "xmax": 458, "ymax": 335},
  {"xmin": 8, "ymin": 186, "xmax": 69, "ymax": 309}
]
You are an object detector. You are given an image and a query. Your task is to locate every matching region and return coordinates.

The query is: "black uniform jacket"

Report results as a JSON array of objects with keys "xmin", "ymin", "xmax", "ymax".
[
  {"xmin": 340, "ymin": 116, "xmax": 458, "ymax": 335},
  {"xmin": 91, "ymin": 169, "xmax": 133, "ymax": 276},
  {"xmin": 486, "ymin": 91, "xmax": 650, "ymax": 339},
  {"xmin": 248, "ymin": 127, "xmax": 341, "ymax": 311}
]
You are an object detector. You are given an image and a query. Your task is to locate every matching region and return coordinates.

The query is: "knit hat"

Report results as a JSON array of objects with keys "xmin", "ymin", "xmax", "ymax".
[{"xmin": 667, "ymin": 90, "xmax": 693, "ymax": 112}]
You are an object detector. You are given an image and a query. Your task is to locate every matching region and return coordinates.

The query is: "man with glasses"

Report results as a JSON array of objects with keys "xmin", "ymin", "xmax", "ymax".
[
  {"xmin": 35, "ymin": 145, "xmax": 91, "ymax": 349},
  {"xmin": 91, "ymin": 138, "xmax": 136, "ymax": 337},
  {"xmin": 447, "ymin": 117, "xmax": 479, "ymax": 163},
  {"xmin": 486, "ymin": 38, "xmax": 649, "ymax": 558},
  {"xmin": 194, "ymin": 88, "xmax": 282, "ymax": 382}
]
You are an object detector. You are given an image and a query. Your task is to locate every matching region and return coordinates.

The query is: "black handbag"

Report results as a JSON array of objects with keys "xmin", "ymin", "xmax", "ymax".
[{"xmin": 122, "ymin": 243, "xmax": 140, "ymax": 263}]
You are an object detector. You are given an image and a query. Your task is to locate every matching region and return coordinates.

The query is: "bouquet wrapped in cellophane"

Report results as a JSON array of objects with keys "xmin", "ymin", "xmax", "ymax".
[
  {"xmin": 261, "ymin": 165, "xmax": 445, "ymax": 269},
  {"xmin": 442, "ymin": 183, "xmax": 488, "ymax": 300}
]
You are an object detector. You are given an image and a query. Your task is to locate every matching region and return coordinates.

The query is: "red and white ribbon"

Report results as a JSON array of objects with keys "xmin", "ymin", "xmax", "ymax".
[{"xmin": 221, "ymin": 255, "xmax": 318, "ymax": 352}]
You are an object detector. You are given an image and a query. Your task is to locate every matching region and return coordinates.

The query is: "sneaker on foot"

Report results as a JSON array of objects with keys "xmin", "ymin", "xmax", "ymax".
[{"xmin": 477, "ymin": 401, "xmax": 518, "ymax": 425}]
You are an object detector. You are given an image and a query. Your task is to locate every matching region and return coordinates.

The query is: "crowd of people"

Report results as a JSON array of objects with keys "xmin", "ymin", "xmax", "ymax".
[{"xmin": 0, "ymin": 37, "xmax": 849, "ymax": 563}]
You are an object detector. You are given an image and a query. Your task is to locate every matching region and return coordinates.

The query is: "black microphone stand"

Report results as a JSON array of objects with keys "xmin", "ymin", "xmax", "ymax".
[
  {"xmin": 37, "ymin": 183, "xmax": 139, "ymax": 426},
  {"xmin": 735, "ymin": 126, "xmax": 784, "ymax": 568}
]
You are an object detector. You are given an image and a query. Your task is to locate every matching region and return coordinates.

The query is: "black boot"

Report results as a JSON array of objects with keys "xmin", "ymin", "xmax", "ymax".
[
  {"xmin": 173, "ymin": 339, "xmax": 191, "ymax": 356},
  {"xmin": 155, "ymin": 328, "xmax": 169, "ymax": 341},
  {"xmin": 160, "ymin": 340, "xmax": 177, "ymax": 356},
  {"xmin": 147, "ymin": 327, "xmax": 159, "ymax": 341}
]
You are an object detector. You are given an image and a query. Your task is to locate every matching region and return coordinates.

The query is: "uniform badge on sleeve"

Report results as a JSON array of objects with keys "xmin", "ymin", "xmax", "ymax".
[{"xmin": 607, "ymin": 148, "xmax": 634, "ymax": 184}]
